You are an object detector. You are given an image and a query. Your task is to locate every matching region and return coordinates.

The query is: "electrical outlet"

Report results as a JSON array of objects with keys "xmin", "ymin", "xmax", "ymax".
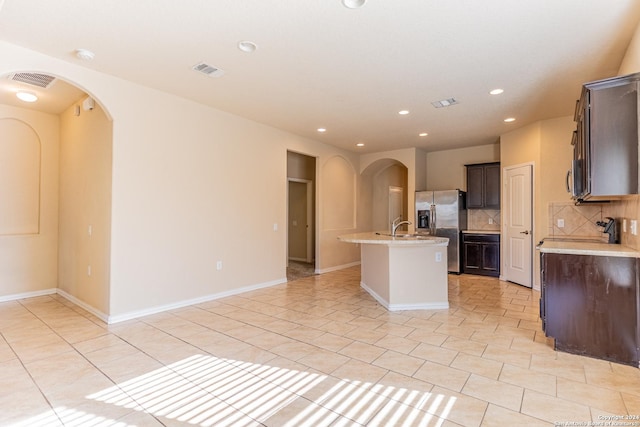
[
  {"xmin": 557, "ymin": 219, "xmax": 565, "ymax": 228},
  {"xmin": 273, "ymin": 223, "xmax": 278, "ymax": 231},
  {"xmin": 631, "ymin": 220, "xmax": 638, "ymax": 236},
  {"xmin": 216, "ymin": 261, "xmax": 223, "ymax": 270},
  {"xmin": 623, "ymin": 218, "xmax": 628, "ymax": 233},
  {"xmin": 488, "ymin": 218, "xmax": 493, "ymax": 225},
  {"xmin": 435, "ymin": 252, "xmax": 442, "ymax": 262}
]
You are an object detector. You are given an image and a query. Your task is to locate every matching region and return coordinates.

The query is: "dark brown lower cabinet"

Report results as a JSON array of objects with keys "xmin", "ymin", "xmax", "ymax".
[
  {"xmin": 462, "ymin": 233, "xmax": 500, "ymax": 277},
  {"xmin": 541, "ymin": 252, "xmax": 640, "ymax": 367}
]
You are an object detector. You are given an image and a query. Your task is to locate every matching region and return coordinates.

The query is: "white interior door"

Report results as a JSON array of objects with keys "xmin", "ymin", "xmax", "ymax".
[
  {"xmin": 504, "ymin": 164, "xmax": 533, "ymax": 287},
  {"xmin": 288, "ymin": 179, "xmax": 313, "ymax": 263}
]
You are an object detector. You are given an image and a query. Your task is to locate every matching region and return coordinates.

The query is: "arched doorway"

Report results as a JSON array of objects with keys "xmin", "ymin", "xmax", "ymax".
[
  {"xmin": 0, "ymin": 72, "xmax": 113, "ymax": 316},
  {"xmin": 361, "ymin": 159, "xmax": 409, "ymax": 233}
]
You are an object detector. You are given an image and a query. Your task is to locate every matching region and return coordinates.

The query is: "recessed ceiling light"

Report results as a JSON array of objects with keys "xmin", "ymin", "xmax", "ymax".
[
  {"xmin": 419, "ymin": 132, "xmax": 428, "ymax": 137},
  {"xmin": 238, "ymin": 41, "xmax": 258, "ymax": 53},
  {"xmin": 356, "ymin": 143, "xmax": 365, "ymax": 147},
  {"xmin": 342, "ymin": 0, "xmax": 367, "ymax": 9},
  {"xmin": 504, "ymin": 117, "xmax": 516, "ymax": 123},
  {"xmin": 317, "ymin": 128, "xmax": 326, "ymax": 133},
  {"xmin": 489, "ymin": 89, "xmax": 504, "ymax": 95},
  {"xmin": 75, "ymin": 48, "xmax": 95, "ymax": 61},
  {"xmin": 16, "ymin": 91, "xmax": 38, "ymax": 102},
  {"xmin": 398, "ymin": 110, "xmax": 410, "ymax": 115}
]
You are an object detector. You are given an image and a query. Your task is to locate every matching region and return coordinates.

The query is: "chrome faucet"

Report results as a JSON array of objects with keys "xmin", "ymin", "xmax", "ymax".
[{"xmin": 391, "ymin": 217, "xmax": 412, "ymax": 237}]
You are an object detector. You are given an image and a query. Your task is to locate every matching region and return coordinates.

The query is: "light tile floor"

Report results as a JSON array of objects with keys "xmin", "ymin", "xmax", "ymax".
[{"xmin": 1, "ymin": 267, "xmax": 639, "ymax": 426}]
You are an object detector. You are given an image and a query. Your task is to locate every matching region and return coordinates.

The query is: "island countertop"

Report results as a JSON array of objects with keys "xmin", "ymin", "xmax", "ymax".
[{"xmin": 338, "ymin": 232, "xmax": 449, "ymax": 246}]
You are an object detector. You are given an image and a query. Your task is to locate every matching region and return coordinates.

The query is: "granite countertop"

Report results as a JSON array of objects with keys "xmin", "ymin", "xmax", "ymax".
[
  {"xmin": 538, "ymin": 240, "xmax": 639, "ymax": 258},
  {"xmin": 338, "ymin": 232, "xmax": 449, "ymax": 246},
  {"xmin": 462, "ymin": 230, "xmax": 501, "ymax": 235}
]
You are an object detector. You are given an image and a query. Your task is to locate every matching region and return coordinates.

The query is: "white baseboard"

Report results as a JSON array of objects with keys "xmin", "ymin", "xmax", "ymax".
[
  {"xmin": 0, "ymin": 288, "xmax": 56, "ymax": 303},
  {"xmin": 360, "ymin": 281, "xmax": 449, "ymax": 311},
  {"xmin": 106, "ymin": 277, "xmax": 287, "ymax": 324},
  {"xmin": 56, "ymin": 289, "xmax": 109, "ymax": 323},
  {"xmin": 2, "ymin": 278, "xmax": 288, "ymax": 325},
  {"xmin": 315, "ymin": 261, "xmax": 360, "ymax": 275}
]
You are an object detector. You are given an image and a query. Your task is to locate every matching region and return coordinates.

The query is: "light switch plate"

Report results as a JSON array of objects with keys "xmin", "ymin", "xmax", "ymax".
[{"xmin": 631, "ymin": 220, "xmax": 638, "ymax": 236}]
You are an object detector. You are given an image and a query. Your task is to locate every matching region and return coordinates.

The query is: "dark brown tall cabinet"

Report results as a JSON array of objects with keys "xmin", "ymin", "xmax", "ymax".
[{"xmin": 466, "ymin": 162, "xmax": 500, "ymax": 209}]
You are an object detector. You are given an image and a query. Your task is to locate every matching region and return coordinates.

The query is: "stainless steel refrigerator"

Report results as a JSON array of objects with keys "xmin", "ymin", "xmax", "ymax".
[{"xmin": 415, "ymin": 190, "xmax": 467, "ymax": 273}]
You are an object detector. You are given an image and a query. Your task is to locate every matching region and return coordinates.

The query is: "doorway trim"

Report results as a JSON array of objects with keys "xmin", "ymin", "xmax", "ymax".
[
  {"xmin": 501, "ymin": 162, "xmax": 534, "ymax": 287},
  {"xmin": 287, "ymin": 178, "xmax": 314, "ymax": 264}
]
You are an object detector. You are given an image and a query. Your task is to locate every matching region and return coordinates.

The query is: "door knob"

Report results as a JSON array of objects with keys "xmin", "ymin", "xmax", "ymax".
[{"xmin": 520, "ymin": 230, "xmax": 530, "ymax": 235}]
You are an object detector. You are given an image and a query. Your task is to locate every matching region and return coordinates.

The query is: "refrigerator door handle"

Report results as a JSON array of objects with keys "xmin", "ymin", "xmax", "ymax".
[{"xmin": 430, "ymin": 204, "xmax": 436, "ymax": 234}]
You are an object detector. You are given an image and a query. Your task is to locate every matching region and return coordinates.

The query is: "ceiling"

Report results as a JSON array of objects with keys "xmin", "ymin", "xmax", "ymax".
[{"xmin": 0, "ymin": 1, "xmax": 639, "ymax": 153}]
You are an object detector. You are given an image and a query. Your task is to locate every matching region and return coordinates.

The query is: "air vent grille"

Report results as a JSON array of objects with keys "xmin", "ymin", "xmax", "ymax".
[
  {"xmin": 192, "ymin": 62, "xmax": 225, "ymax": 78},
  {"xmin": 431, "ymin": 98, "xmax": 459, "ymax": 108},
  {"xmin": 10, "ymin": 72, "xmax": 56, "ymax": 88}
]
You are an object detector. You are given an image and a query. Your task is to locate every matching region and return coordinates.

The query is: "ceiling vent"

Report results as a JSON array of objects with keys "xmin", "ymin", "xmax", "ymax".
[
  {"xmin": 9, "ymin": 72, "xmax": 56, "ymax": 88},
  {"xmin": 431, "ymin": 98, "xmax": 459, "ymax": 108},
  {"xmin": 192, "ymin": 62, "xmax": 225, "ymax": 78}
]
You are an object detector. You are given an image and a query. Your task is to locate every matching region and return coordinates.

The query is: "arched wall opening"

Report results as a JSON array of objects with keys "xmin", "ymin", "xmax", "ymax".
[
  {"xmin": 0, "ymin": 72, "xmax": 113, "ymax": 316},
  {"xmin": 361, "ymin": 159, "xmax": 409, "ymax": 233}
]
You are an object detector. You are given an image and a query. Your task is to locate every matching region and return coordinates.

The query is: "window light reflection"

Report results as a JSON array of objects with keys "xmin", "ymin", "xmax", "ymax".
[{"xmin": 18, "ymin": 354, "xmax": 457, "ymax": 426}]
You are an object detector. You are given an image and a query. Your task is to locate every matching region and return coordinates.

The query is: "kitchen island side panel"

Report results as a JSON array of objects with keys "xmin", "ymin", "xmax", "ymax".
[
  {"xmin": 361, "ymin": 244, "xmax": 391, "ymax": 303},
  {"xmin": 388, "ymin": 245, "xmax": 448, "ymax": 306}
]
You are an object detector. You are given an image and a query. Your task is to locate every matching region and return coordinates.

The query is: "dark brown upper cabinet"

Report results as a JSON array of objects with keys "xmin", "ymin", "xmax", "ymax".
[
  {"xmin": 466, "ymin": 162, "xmax": 500, "ymax": 209},
  {"xmin": 569, "ymin": 72, "xmax": 640, "ymax": 203}
]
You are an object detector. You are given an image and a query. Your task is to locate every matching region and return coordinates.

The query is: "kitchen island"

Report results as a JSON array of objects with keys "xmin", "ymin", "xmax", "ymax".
[{"xmin": 338, "ymin": 232, "xmax": 449, "ymax": 311}]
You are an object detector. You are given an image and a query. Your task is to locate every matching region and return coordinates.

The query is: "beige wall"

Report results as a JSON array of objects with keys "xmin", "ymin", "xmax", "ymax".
[
  {"xmin": 414, "ymin": 148, "xmax": 428, "ymax": 191},
  {"xmin": 426, "ymin": 143, "xmax": 499, "ymax": 191},
  {"xmin": 500, "ymin": 116, "xmax": 575, "ymax": 289},
  {"xmin": 0, "ymin": 106, "xmax": 59, "ymax": 297},
  {"xmin": 539, "ymin": 115, "xmax": 576, "ymax": 241},
  {"xmin": 58, "ymin": 98, "xmax": 112, "ymax": 314},
  {"xmin": 0, "ymin": 40, "xmax": 361, "ymax": 320},
  {"xmin": 619, "ymin": 21, "xmax": 640, "ymax": 75},
  {"xmin": 0, "ymin": 118, "xmax": 40, "ymax": 234},
  {"xmin": 320, "ymin": 155, "xmax": 361, "ymax": 270}
]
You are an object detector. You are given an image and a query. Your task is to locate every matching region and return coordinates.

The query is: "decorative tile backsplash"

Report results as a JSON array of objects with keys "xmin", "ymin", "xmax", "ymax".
[
  {"xmin": 468, "ymin": 209, "xmax": 500, "ymax": 231},
  {"xmin": 548, "ymin": 197, "xmax": 640, "ymax": 248},
  {"xmin": 548, "ymin": 201, "xmax": 606, "ymax": 240},
  {"xmin": 602, "ymin": 196, "xmax": 640, "ymax": 250}
]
